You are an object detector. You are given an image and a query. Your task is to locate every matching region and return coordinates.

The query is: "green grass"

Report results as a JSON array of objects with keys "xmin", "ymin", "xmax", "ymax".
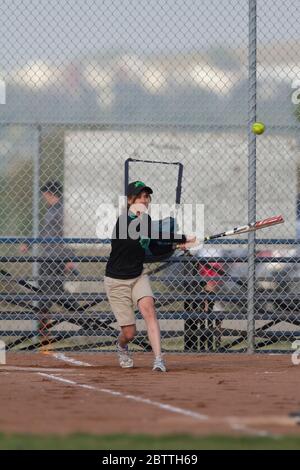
[{"xmin": 1, "ymin": 433, "xmax": 300, "ymax": 450}]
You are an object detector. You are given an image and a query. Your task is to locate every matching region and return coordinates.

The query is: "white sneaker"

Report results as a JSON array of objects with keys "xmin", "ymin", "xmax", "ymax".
[
  {"xmin": 152, "ymin": 356, "xmax": 167, "ymax": 372},
  {"xmin": 116, "ymin": 341, "xmax": 133, "ymax": 368}
]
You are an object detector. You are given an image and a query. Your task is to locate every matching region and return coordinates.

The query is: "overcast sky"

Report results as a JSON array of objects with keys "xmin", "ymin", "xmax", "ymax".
[{"xmin": 1, "ymin": 0, "xmax": 299, "ymax": 69}]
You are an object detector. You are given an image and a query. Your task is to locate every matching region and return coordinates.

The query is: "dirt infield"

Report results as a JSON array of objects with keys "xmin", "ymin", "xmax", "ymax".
[{"xmin": 1, "ymin": 353, "xmax": 300, "ymax": 437}]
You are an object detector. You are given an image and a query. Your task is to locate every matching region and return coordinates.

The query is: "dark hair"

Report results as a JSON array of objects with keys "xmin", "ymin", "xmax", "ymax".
[{"xmin": 127, "ymin": 192, "xmax": 152, "ymax": 208}]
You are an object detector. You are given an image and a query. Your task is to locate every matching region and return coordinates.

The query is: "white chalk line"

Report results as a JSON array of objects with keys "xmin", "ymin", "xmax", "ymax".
[
  {"xmin": 38, "ymin": 372, "xmax": 283, "ymax": 437},
  {"xmin": 225, "ymin": 418, "xmax": 272, "ymax": 437},
  {"xmin": 47, "ymin": 353, "xmax": 210, "ymax": 420},
  {"xmin": 51, "ymin": 353, "xmax": 300, "ymax": 436},
  {"xmin": 2, "ymin": 353, "xmax": 294, "ymax": 436},
  {"xmin": 51, "ymin": 352, "xmax": 92, "ymax": 367},
  {"xmin": 52, "ymin": 353, "xmax": 269, "ymax": 436},
  {"xmin": 0, "ymin": 366, "xmax": 76, "ymax": 373},
  {"xmin": 39, "ymin": 352, "xmax": 275, "ymax": 437},
  {"xmin": 37, "ymin": 372, "xmax": 209, "ymax": 422},
  {"xmin": 255, "ymin": 370, "xmax": 289, "ymax": 375},
  {"xmin": 0, "ymin": 351, "xmax": 91, "ymax": 372}
]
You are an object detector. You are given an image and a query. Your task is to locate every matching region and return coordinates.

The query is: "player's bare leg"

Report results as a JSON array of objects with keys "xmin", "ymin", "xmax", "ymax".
[
  {"xmin": 118, "ymin": 324, "xmax": 136, "ymax": 348},
  {"xmin": 138, "ymin": 296, "xmax": 166, "ymax": 372}
]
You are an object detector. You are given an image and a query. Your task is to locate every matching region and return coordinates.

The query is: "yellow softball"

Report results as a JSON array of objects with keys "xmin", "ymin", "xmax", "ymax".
[{"xmin": 252, "ymin": 122, "xmax": 265, "ymax": 135}]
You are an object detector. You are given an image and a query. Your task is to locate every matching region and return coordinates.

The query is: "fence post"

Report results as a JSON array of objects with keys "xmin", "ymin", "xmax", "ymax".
[
  {"xmin": 247, "ymin": 0, "xmax": 257, "ymax": 354},
  {"xmin": 32, "ymin": 125, "xmax": 41, "ymax": 294}
]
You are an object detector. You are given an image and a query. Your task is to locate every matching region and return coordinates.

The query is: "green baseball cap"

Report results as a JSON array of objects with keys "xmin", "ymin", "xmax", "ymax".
[{"xmin": 127, "ymin": 181, "xmax": 153, "ymax": 196}]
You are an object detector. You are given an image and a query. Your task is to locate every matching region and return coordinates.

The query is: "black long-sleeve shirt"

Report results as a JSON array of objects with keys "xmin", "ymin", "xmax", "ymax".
[{"xmin": 105, "ymin": 212, "xmax": 186, "ymax": 279}]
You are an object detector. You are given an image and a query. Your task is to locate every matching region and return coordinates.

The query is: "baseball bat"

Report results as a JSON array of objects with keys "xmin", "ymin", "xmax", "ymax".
[
  {"xmin": 150, "ymin": 214, "xmax": 284, "ymax": 276},
  {"xmin": 177, "ymin": 214, "xmax": 284, "ymax": 250}
]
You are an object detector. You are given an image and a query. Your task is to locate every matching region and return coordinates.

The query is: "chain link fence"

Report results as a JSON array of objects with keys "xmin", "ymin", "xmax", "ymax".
[{"xmin": 0, "ymin": 0, "xmax": 299, "ymax": 353}]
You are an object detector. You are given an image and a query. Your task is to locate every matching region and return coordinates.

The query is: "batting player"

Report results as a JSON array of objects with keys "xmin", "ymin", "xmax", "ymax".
[{"xmin": 104, "ymin": 181, "xmax": 195, "ymax": 372}]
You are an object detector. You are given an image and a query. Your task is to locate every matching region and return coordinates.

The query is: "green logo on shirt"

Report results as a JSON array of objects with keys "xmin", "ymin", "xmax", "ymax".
[{"xmin": 139, "ymin": 237, "xmax": 150, "ymax": 250}]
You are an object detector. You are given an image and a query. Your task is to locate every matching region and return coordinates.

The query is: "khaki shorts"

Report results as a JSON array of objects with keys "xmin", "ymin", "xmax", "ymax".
[{"xmin": 104, "ymin": 272, "xmax": 154, "ymax": 327}]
